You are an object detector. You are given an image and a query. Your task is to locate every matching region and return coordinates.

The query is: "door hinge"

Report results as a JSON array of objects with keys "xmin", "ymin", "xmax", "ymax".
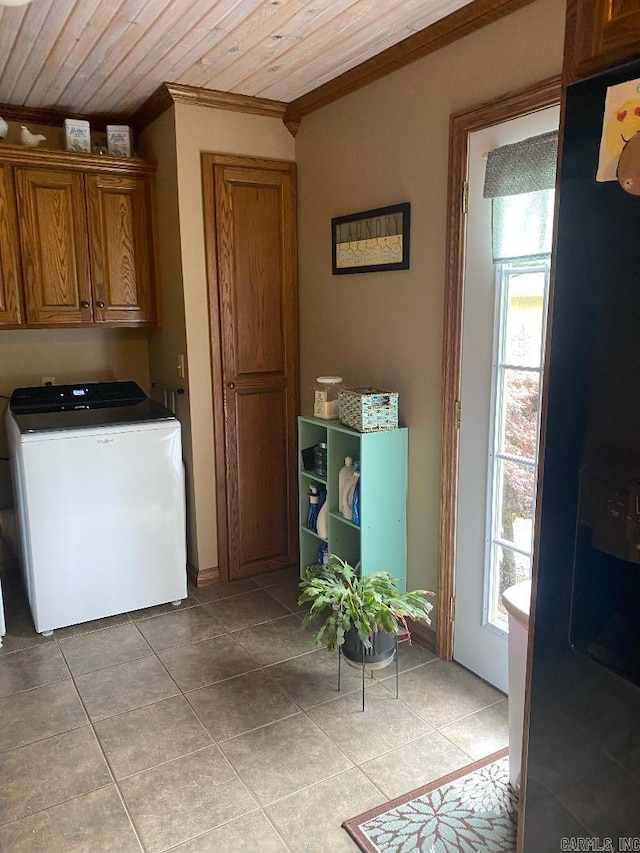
[
  {"xmin": 449, "ymin": 595, "xmax": 456, "ymax": 622},
  {"xmin": 462, "ymin": 181, "xmax": 469, "ymax": 215},
  {"xmin": 454, "ymin": 400, "xmax": 461, "ymax": 430}
]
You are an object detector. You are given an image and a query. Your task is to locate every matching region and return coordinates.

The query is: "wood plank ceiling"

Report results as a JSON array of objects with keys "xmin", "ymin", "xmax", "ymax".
[{"xmin": 0, "ymin": 0, "xmax": 482, "ymax": 118}]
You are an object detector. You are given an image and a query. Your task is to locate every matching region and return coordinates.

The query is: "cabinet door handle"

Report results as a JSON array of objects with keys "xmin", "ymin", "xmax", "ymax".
[
  {"xmin": 97, "ymin": 301, "xmax": 105, "ymax": 309},
  {"xmin": 81, "ymin": 301, "xmax": 90, "ymax": 309},
  {"xmin": 227, "ymin": 382, "xmax": 235, "ymax": 389}
]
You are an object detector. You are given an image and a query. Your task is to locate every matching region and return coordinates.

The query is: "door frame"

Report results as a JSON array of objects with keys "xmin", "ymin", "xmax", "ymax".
[
  {"xmin": 437, "ymin": 76, "xmax": 561, "ymax": 660},
  {"xmin": 202, "ymin": 152, "xmax": 299, "ymax": 583}
]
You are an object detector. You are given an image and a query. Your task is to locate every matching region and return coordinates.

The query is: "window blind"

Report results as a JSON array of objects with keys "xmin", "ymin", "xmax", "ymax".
[{"xmin": 483, "ymin": 130, "xmax": 558, "ymax": 264}]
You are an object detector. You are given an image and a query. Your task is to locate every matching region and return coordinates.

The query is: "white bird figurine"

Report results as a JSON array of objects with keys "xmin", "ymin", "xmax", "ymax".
[
  {"xmin": 0, "ymin": 117, "xmax": 7, "ymax": 140},
  {"xmin": 20, "ymin": 125, "xmax": 46, "ymax": 147}
]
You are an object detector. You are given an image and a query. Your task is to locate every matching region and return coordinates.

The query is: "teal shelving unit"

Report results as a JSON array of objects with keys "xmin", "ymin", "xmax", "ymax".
[{"xmin": 298, "ymin": 416, "xmax": 408, "ymax": 591}]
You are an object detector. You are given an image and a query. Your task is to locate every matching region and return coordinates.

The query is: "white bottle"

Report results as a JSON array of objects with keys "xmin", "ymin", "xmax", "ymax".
[
  {"xmin": 341, "ymin": 463, "xmax": 360, "ymax": 522},
  {"xmin": 338, "ymin": 456, "xmax": 354, "ymax": 514},
  {"xmin": 316, "ymin": 500, "xmax": 328, "ymax": 539}
]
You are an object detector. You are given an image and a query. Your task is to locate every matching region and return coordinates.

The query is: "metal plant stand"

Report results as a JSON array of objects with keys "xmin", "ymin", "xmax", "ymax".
[{"xmin": 337, "ymin": 628, "xmax": 411, "ymax": 711}]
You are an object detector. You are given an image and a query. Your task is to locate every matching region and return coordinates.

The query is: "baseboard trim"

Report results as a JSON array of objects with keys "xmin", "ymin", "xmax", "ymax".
[
  {"xmin": 187, "ymin": 563, "xmax": 220, "ymax": 587},
  {"xmin": 407, "ymin": 618, "xmax": 437, "ymax": 653}
]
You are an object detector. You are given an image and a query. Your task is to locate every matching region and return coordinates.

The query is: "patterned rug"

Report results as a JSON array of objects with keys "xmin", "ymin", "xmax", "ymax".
[{"xmin": 342, "ymin": 748, "xmax": 517, "ymax": 853}]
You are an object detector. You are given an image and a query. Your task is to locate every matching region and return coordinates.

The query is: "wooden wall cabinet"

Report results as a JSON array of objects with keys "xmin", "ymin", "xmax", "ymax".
[
  {"xmin": 565, "ymin": 0, "xmax": 640, "ymax": 82},
  {"xmin": 0, "ymin": 145, "xmax": 159, "ymax": 328}
]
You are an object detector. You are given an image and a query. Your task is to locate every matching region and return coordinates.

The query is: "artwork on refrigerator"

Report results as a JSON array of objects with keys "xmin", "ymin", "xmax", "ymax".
[{"xmin": 597, "ymin": 76, "xmax": 640, "ymax": 181}]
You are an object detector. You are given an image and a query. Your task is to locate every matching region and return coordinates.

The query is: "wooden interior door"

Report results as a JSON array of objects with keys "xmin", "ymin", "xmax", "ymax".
[
  {"xmin": 15, "ymin": 167, "xmax": 92, "ymax": 325},
  {"xmin": 0, "ymin": 165, "xmax": 23, "ymax": 325},
  {"xmin": 85, "ymin": 173, "xmax": 157, "ymax": 324},
  {"xmin": 203, "ymin": 154, "xmax": 298, "ymax": 581}
]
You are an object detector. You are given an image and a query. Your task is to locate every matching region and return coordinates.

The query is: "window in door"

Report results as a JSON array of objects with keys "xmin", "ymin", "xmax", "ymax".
[
  {"xmin": 486, "ymin": 259, "xmax": 550, "ymax": 631},
  {"xmin": 480, "ymin": 131, "xmax": 557, "ymax": 637}
]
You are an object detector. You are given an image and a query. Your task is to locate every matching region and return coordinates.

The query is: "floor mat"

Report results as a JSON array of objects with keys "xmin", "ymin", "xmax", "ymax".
[{"xmin": 343, "ymin": 748, "xmax": 516, "ymax": 852}]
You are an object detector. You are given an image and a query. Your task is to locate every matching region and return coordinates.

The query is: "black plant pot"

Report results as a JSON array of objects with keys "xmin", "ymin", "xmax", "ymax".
[{"xmin": 341, "ymin": 624, "xmax": 397, "ymax": 670}]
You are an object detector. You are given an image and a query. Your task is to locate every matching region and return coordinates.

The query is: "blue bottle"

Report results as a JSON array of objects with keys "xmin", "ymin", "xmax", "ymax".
[
  {"xmin": 306, "ymin": 486, "xmax": 320, "ymax": 532},
  {"xmin": 352, "ymin": 474, "xmax": 361, "ymax": 526},
  {"xmin": 342, "ymin": 461, "xmax": 360, "ymax": 522},
  {"xmin": 316, "ymin": 484, "xmax": 328, "ymax": 538}
]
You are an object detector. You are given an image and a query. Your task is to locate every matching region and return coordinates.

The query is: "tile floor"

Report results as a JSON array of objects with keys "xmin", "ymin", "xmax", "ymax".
[{"xmin": 0, "ymin": 565, "xmax": 509, "ymax": 852}]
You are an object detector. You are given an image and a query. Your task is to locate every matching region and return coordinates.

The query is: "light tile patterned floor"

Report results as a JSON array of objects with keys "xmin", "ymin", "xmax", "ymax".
[{"xmin": 0, "ymin": 567, "xmax": 508, "ymax": 852}]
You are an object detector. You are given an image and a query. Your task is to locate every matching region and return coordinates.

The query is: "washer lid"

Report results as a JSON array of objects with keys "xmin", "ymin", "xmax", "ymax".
[
  {"xmin": 10, "ymin": 380, "xmax": 146, "ymax": 414},
  {"xmin": 8, "ymin": 381, "xmax": 175, "ymax": 434}
]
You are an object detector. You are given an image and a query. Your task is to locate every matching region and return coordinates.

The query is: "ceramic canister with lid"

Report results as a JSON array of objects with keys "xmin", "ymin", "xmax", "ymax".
[{"xmin": 314, "ymin": 376, "xmax": 342, "ymax": 419}]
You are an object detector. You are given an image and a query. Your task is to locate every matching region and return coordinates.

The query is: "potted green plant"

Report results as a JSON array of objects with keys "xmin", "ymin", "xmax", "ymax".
[{"xmin": 298, "ymin": 555, "xmax": 435, "ymax": 668}]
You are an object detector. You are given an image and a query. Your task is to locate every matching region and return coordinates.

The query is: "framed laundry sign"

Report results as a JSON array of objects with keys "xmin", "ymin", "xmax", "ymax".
[{"xmin": 331, "ymin": 202, "xmax": 410, "ymax": 274}]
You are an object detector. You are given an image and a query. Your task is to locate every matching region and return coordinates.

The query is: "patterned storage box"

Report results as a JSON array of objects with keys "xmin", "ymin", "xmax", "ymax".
[{"xmin": 338, "ymin": 387, "xmax": 399, "ymax": 432}]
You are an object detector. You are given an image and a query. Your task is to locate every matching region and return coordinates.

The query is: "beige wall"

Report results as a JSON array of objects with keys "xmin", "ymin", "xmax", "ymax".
[
  {"xmin": 165, "ymin": 103, "xmax": 295, "ymax": 572},
  {"xmin": 138, "ymin": 108, "xmax": 185, "ymax": 386},
  {"xmin": 0, "ymin": 328, "xmax": 149, "ymax": 392},
  {"xmin": 137, "ymin": 108, "xmax": 197, "ymax": 563},
  {"xmin": 295, "ymin": 0, "xmax": 565, "ymax": 608}
]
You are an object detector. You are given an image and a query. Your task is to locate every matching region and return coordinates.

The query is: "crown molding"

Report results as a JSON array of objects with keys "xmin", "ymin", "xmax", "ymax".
[
  {"xmin": 284, "ymin": 0, "xmax": 537, "ymax": 126},
  {"xmin": 131, "ymin": 82, "xmax": 287, "ymax": 132},
  {"xmin": 132, "ymin": 0, "xmax": 537, "ymax": 137}
]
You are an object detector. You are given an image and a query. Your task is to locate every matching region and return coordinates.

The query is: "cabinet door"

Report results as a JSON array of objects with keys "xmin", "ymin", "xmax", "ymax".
[
  {"xmin": 16, "ymin": 168, "xmax": 92, "ymax": 325},
  {"xmin": 85, "ymin": 173, "xmax": 157, "ymax": 324},
  {"xmin": 0, "ymin": 165, "xmax": 23, "ymax": 325},
  {"xmin": 566, "ymin": 0, "xmax": 640, "ymax": 81}
]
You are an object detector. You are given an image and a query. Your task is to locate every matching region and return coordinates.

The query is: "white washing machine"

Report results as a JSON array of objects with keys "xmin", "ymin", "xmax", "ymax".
[{"xmin": 6, "ymin": 381, "xmax": 187, "ymax": 635}]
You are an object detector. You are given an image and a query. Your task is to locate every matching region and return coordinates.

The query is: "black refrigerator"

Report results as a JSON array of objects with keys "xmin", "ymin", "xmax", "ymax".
[{"xmin": 522, "ymin": 61, "xmax": 640, "ymax": 849}]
